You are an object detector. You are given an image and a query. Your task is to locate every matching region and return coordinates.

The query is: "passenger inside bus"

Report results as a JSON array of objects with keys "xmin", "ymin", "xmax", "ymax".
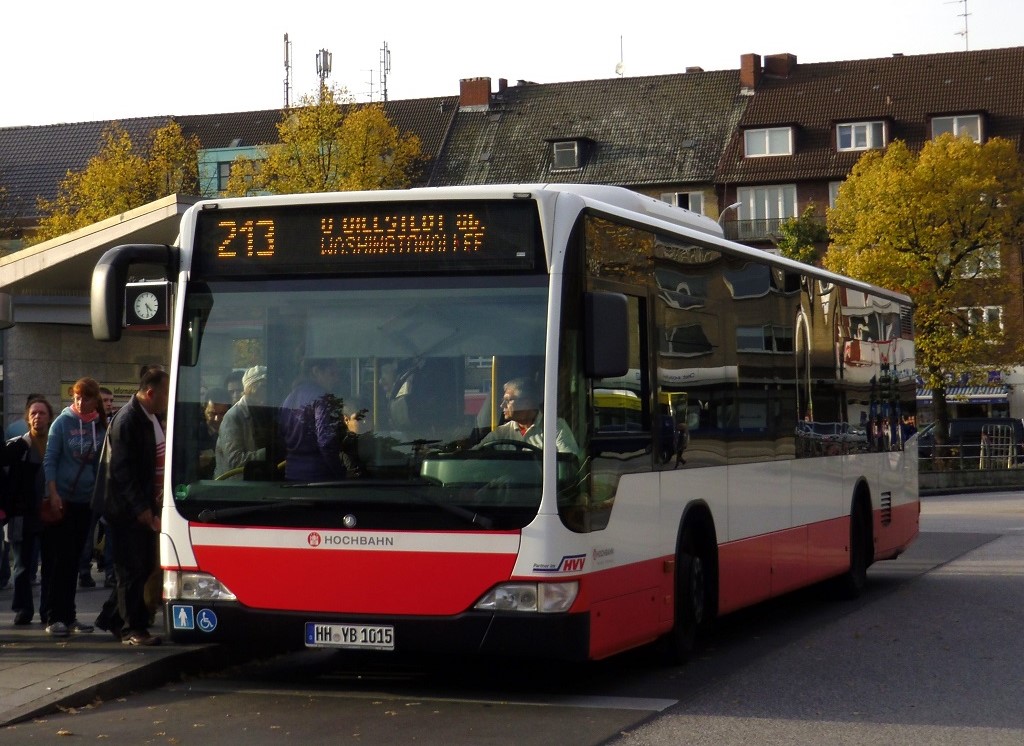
[
  {"xmin": 279, "ymin": 357, "xmax": 348, "ymax": 482},
  {"xmin": 214, "ymin": 366, "xmax": 272, "ymax": 479}
]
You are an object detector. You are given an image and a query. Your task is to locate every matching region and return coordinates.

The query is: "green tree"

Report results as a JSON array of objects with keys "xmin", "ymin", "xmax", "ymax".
[
  {"xmin": 776, "ymin": 204, "xmax": 829, "ymax": 265},
  {"xmin": 32, "ymin": 121, "xmax": 199, "ymax": 244},
  {"xmin": 824, "ymin": 134, "xmax": 1024, "ymax": 442},
  {"xmin": 225, "ymin": 87, "xmax": 422, "ymax": 196}
]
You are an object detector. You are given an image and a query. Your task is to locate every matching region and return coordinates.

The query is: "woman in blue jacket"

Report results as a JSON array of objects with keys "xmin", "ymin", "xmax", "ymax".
[{"xmin": 41, "ymin": 377, "xmax": 106, "ymax": 637}]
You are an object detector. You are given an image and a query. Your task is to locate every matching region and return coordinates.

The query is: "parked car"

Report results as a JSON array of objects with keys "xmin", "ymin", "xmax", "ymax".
[{"xmin": 918, "ymin": 417, "xmax": 1024, "ymax": 465}]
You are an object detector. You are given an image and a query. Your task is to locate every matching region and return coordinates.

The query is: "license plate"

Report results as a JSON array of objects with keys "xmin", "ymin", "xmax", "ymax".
[{"xmin": 305, "ymin": 622, "xmax": 395, "ymax": 650}]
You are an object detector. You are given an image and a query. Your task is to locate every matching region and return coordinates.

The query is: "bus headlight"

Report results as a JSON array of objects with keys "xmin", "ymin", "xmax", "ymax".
[
  {"xmin": 474, "ymin": 581, "xmax": 578, "ymax": 613},
  {"xmin": 164, "ymin": 571, "xmax": 237, "ymax": 602}
]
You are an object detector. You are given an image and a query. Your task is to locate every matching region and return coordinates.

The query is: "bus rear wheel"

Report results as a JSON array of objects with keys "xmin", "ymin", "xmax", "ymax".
[{"xmin": 835, "ymin": 499, "xmax": 871, "ymax": 599}]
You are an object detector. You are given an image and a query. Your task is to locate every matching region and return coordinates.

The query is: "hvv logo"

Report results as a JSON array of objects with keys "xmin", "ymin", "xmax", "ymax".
[{"xmin": 534, "ymin": 554, "xmax": 587, "ymax": 573}]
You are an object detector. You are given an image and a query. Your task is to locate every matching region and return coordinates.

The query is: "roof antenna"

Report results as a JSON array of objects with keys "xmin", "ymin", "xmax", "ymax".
[
  {"xmin": 947, "ymin": 0, "xmax": 970, "ymax": 51},
  {"xmin": 380, "ymin": 41, "xmax": 391, "ymax": 102},
  {"xmin": 615, "ymin": 35, "xmax": 624, "ymax": 77},
  {"xmin": 283, "ymin": 33, "xmax": 293, "ymax": 109}
]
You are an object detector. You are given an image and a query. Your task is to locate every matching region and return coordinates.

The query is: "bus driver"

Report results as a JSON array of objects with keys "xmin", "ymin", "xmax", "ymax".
[{"xmin": 477, "ymin": 378, "xmax": 580, "ymax": 457}]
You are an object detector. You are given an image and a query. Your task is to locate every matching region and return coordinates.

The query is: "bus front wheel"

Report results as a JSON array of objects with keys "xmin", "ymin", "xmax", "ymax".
[{"xmin": 663, "ymin": 525, "xmax": 710, "ymax": 664}]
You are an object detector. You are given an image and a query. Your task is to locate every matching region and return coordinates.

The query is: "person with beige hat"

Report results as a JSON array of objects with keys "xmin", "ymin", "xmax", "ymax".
[{"xmin": 214, "ymin": 365, "xmax": 270, "ymax": 479}]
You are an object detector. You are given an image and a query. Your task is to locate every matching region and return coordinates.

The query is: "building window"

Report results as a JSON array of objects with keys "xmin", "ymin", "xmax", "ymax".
[
  {"xmin": 836, "ymin": 121, "xmax": 885, "ymax": 151},
  {"xmin": 737, "ymin": 324, "xmax": 794, "ymax": 353},
  {"xmin": 932, "ymin": 114, "xmax": 982, "ymax": 142},
  {"xmin": 956, "ymin": 306, "xmax": 1003, "ymax": 337},
  {"xmin": 661, "ymin": 191, "xmax": 705, "ymax": 214},
  {"xmin": 217, "ymin": 162, "xmax": 232, "ymax": 192},
  {"xmin": 957, "ymin": 246, "xmax": 1002, "ymax": 279},
  {"xmin": 828, "ymin": 181, "xmax": 843, "ymax": 208},
  {"xmin": 552, "ymin": 141, "xmax": 580, "ymax": 170},
  {"xmin": 736, "ymin": 184, "xmax": 797, "ymax": 240},
  {"xmin": 744, "ymin": 127, "xmax": 793, "ymax": 157}
]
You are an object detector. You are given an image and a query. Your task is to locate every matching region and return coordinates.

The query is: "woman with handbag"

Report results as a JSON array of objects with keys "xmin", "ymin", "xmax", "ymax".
[
  {"xmin": 41, "ymin": 378, "xmax": 107, "ymax": 637},
  {"xmin": 3, "ymin": 396, "xmax": 53, "ymax": 625}
]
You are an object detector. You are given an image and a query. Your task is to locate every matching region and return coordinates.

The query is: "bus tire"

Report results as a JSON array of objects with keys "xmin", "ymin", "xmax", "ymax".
[
  {"xmin": 662, "ymin": 524, "xmax": 712, "ymax": 664},
  {"xmin": 835, "ymin": 495, "xmax": 872, "ymax": 599}
]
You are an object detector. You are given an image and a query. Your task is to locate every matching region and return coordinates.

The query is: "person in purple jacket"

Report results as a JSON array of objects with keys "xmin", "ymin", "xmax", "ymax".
[{"xmin": 279, "ymin": 358, "xmax": 347, "ymax": 482}]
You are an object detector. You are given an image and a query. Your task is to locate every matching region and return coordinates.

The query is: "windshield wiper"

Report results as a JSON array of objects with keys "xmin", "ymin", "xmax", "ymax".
[
  {"xmin": 197, "ymin": 499, "xmax": 314, "ymax": 523},
  {"xmin": 280, "ymin": 479, "xmax": 494, "ymax": 529}
]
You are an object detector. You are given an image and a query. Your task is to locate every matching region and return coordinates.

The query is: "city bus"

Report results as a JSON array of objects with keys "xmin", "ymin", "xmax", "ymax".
[{"xmin": 90, "ymin": 184, "xmax": 919, "ymax": 662}]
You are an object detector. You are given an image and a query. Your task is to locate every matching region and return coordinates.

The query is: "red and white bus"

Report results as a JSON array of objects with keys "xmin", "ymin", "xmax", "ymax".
[{"xmin": 91, "ymin": 184, "xmax": 919, "ymax": 661}]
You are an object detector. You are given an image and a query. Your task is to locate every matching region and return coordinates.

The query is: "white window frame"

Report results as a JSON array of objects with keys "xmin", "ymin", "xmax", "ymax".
[
  {"xmin": 736, "ymin": 184, "xmax": 798, "ymax": 240},
  {"xmin": 836, "ymin": 121, "xmax": 886, "ymax": 151},
  {"xmin": 552, "ymin": 141, "xmax": 580, "ymax": 170},
  {"xmin": 662, "ymin": 191, "xmax": 704, "ymax": 214},
  {"xmin": 744, "ymin": 127, "xmax": 793, "ymax": 157},
  {"xmin": 956, "ymin": 305, "xmax": 1004, "ymax": 337},
  {"xmin": 957, "ymin": 246, "xmax": 1002, "ymax": 279},
  {"xmin": 828, "ymin": 181, "xmax": 843, "ymax": 209},
  {"xmin": 931, "ymin": 114, "xmax": 982, "ymax": 143}
]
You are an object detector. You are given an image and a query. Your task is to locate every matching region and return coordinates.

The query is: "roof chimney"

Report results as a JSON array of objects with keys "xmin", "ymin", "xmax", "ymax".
[
  {"xmin": 740, "ymin": 53, "xmax": 762, "ymax": 89},
  {"xmin": 763, "ymin": 53, "xmax": 797, "ymax": 77},
  {"xmin": 459, "ymin": 77, "xmax": 492, "ymax": 111}
]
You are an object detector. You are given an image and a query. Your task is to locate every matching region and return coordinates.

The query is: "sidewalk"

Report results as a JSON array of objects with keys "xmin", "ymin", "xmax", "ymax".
[{"xmin": 0, "ymin": 568, "xmax": 220, "ymax": 727}]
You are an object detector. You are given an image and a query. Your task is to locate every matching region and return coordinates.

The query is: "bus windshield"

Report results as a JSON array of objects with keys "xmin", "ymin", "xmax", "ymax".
[{"xmin": 171, "ymin": 274, "xmax": 556, "ymax": 531}]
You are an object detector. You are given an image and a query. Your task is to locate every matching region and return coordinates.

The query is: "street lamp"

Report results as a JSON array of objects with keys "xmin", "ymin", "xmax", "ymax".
[{"xmin": 717, "ymin": 201, "xmax": 742, "ymax": 227}]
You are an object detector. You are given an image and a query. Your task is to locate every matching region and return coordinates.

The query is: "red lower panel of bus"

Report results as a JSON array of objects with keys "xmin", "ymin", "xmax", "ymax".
[
  {"xmin": 717, "ymin": 501, "xmax": 919, "ymax": 615},
  {"xmin": 191, "ymin": 544, "xmax": 518, "ymax": 616}
]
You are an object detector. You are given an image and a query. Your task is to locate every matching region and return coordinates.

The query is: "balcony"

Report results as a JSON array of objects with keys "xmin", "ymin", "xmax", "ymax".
[{"xmin": 721, "ymin": 214, "xmax": 827, "ymax": 243}]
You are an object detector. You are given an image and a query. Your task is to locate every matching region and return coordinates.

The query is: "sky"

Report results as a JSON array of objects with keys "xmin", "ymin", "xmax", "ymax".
[{"xmin": 2, "ymin": 0, "xmax": 1022, "ymax": 129}]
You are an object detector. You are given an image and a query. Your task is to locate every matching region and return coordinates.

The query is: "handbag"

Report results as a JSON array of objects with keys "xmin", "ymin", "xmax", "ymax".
[
  {"xmin": 39, "ymin": 497, "xmax": 63, "ymax": 525},
  {"xmin": 39, "ymin": 458, "xmax": 89, "ymax": 526}
]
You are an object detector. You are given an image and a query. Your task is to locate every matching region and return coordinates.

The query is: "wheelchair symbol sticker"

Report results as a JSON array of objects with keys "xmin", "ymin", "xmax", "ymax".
[{"xmin": 196, "ymin": 609, "xmax": 218, "ymax": 633}]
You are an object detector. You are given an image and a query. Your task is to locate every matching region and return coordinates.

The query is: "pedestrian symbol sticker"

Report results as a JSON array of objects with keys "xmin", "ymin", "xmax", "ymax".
[
  {"xmin": 197, "ymin": 608, "xmax": 218, "ymax": 633},
  {"xmin": 172, "ymin": 605, "xmax": 195, "ymax": 630}
]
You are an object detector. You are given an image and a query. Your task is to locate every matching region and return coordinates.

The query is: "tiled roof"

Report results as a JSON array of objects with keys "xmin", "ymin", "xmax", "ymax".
[
  {"xmin": 0, "ymin": 96, "xmax": 459, "ymax": 222},
  {"xmin": 716, "ymin": 47, "xmax": 1024, "ymax": 184},
  {"xmin": 430, "ymin": 71, "xmax": 746, "ymax": 187},
  {"xmin": 0, "ymin": 117, "xmax": 170, "ymax": 219}
]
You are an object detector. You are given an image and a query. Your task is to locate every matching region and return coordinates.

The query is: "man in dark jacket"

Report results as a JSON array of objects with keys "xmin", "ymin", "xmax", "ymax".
[{"xmin": 94, "ymin": 367, "xmax": 169, "ymax": 646}]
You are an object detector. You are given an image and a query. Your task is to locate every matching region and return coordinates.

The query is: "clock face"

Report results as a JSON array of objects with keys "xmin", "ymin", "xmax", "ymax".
[{"xmin": 134, "ymin": 291, "xmax": 159, "ymax": 321}]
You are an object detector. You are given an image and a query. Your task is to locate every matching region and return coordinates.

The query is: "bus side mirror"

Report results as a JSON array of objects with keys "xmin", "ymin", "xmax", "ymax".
[
  {"xmin": 585, "ymin": 291, "xmax": 629, "ymax": 378},
  {"xmin": 91, "ymin": 244, "xmax": 177, "ymax": 341}
]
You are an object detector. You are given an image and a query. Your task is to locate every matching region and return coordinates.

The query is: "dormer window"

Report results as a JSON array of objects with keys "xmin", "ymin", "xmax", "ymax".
[
  {"xmin": 932, "ymin": 114, "xmax": 982, "ymax": 142},
  {"xmin": 552, "ymin": 140, "xmax": 580, "ymax": 170},
  {"xmin": 836, "ymin": 121, "xmax": 886, "ymax": 151},
  {"xmin": 744, "ymin": 127, "xmax": 793, "ymax": 157}
]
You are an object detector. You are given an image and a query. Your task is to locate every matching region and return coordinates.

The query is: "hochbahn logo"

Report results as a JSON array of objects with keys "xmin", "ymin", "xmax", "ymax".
[
  {"xmin": 308, "ymin": 532, "xmax": 322, "ymax": 547},
  {"xmin": 534, "ymin": 554, "xmax": 587, "ymax": 573}
]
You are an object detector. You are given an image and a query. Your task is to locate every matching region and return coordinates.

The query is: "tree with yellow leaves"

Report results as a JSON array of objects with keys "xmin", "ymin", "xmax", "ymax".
[
  {"xmin": 825, "ymin": 133, "xmax": 1024, "ymax": 444},
  {"xmin": 32, "ymin": 121, "xmax": 199, "ymax": 245},
  {"xmin": 225, "ymin": 87, "xmax": 422, "ymax": 196}
]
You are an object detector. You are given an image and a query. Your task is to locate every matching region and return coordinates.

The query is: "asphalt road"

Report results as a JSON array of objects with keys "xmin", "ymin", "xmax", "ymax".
[{"xmin": 4, "ymin": 491, "xmax": 1023, "ymax": 745}]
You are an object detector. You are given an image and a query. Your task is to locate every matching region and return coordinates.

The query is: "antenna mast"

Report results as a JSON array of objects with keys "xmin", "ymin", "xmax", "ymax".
[
  {"xmin": 949, "ymin": 0, "xmax": 970, "ymax": 50},
  {"xmin": 615, "ymin": 35, "xmax": 624, "ymax": 77},
  {"xmin": 380, "ymin": 41, "xmax": 391, "ymax": 102},
  {"xmin": 283, "ymin": 33, "xmax": 293, "ymax": 109},
  {"xmin": 316, "ymin": 48, "xmax": 333, "ymax": 100}
]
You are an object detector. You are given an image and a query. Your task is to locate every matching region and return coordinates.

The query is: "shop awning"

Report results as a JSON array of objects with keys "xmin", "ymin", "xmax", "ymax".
[{"xmin": 916, "ymin": 385, "xmax": 1009, "ymax": 404}]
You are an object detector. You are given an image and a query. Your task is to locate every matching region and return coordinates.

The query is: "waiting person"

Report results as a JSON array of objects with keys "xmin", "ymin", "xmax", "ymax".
[
  {"xmin": 215, "ymin": 366, "xmax": 269, "ymax": 479},
  {"xmin": 79, "ymin": 386, "xmax": 117, "ymax": 588},
  {"xmin": 93, "ymin": 367, "xmax": 169, "ymax": 646},
  {"xmin": 280, "ymin": 358, "xmax": 347, "ymax": 481},
  {"xmin": 41, "ymin": 377, "xmax": 106, "ymax": 637},
  {"xmin": 3, "ymin": 396, "xmax": 53, "ymax": 625},
  {"xmin": 5, "ymin": 393, "xmax": 44, "ymax": 439},
  {"xmin": 477, "ymin": 378, "xmax": 580, "ymax": 456}
]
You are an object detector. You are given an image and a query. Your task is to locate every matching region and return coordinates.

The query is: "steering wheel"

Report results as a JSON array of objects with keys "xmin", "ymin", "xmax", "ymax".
[{"xmin": 477, "ymin": 439, "xmax": 543, "ymax": 454}]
